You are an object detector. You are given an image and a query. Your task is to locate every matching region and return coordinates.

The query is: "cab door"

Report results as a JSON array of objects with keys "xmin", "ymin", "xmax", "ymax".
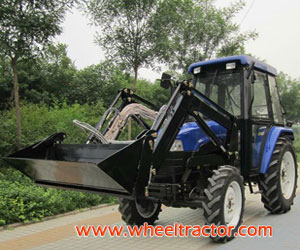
[
  {"xmin": 251, "ymin": 71, "xmax": 272, "ymax": 170},
  {"xmin": 268, "ymin": 75, "xmax": 284, "ymax": 125}
]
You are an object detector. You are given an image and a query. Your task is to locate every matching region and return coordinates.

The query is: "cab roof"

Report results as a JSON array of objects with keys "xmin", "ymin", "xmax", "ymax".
[{"xmin": 188, "ymin": 55, "xmax": 277, "ymax": 76}]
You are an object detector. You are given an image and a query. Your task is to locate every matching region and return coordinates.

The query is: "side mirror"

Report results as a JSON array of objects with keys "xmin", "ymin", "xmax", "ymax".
[
  {"xmin": 286, "ymin": 120, "xmax": 293, "ymax": 127},
  {"xmin": 160, "ymin": 73, "xmax": 172, "ymax": 89}
]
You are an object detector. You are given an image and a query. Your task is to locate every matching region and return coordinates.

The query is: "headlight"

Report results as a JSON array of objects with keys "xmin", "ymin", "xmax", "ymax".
[
  {"xmin": 170, "ymin": 140, "xmax": 184, "ymax": 151},
  {"xmin": 193, "ymin": 66, "xmax": 201, "ymax": 74}
]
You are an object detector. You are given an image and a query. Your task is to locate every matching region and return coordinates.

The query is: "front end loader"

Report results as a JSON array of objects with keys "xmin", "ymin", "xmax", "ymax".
[{"xmin": 4, "ymin": 55, "xmax": 298, "ymax": 242}]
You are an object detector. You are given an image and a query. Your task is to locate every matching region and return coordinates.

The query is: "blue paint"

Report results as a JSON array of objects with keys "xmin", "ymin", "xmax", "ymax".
[
  {"xmin": 177, "ymin": 121, "xmax": 226, "ymax": 151},
  {"xmin": 177, "ymin": 122, "xmax": 294, "ymax": 174},
  {"xmin": 252, "ymin": 126, "xmax": 267, "ymax": 168},
  {"xmin": 260, "ymin": 126, "xmax": 294, "ymax": 174},
  {"xmin": 188, "ymin": 55, "xmax": 277, "ymax": 76}
]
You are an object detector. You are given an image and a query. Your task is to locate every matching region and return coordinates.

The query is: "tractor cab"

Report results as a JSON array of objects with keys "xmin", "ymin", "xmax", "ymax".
[
  {"xmin": 189, "ymin": 55, "xmax": 283, "ymax": 124},
  {"xmin": 184, "ymin": 55, "xmax": 289, "ymax": 175}
]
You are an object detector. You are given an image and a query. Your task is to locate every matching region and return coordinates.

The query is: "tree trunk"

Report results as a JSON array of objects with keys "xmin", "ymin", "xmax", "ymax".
[
  {"xmin": 133, "ymin": 67, "xmax": 138, "ymax": 91},
  {"xmin": 11, "ymin": 57, "xmax": 22, "ymax": 149}
]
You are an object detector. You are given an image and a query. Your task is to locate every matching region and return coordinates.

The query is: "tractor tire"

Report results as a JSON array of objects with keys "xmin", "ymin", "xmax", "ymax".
[
  {"xmin": 118, "ymin": 198, "xmax": 161, "ymax": 226},
  {"xmin": 259, "ymin": 137, "xmax": 298, "ymax": 214},
  {"xmin": 203, "ymin": 166, "xmax": 245, "ymax": 242}
]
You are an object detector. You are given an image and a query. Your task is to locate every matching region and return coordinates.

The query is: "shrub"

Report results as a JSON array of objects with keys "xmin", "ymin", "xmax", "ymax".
[
  {"xmin": 0, "ymin": 168, "xmax": 116, "ymax": 225},
  {"xmin": 0, "ymin": 101, "xmax": 105, "ymax": 157}
]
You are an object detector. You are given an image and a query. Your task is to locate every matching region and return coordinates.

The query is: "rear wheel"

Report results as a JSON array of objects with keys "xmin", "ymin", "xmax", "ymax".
[
  {"xmin": 118, "ymin": 197, "xmax": 161, "ymax": 226},
  {"xmin": 259, "ymin": 137, "xmax": 298, "ymax": 213},
  {"xmin": 203, "ymin": 166, "xmax": 245, "ymax": 242}
]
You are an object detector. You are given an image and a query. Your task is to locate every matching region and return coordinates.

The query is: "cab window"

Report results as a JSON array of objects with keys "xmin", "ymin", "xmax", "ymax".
[
  {"xmin": 252, "ymin": 72, "xmax": 269, "ymax": 119},
  {"xmin": 268, "ymin": 75, "xmax": 283, "ymax": 124}
]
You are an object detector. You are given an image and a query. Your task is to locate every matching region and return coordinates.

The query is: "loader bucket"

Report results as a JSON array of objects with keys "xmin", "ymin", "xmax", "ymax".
[{"xmin": 3, "ymin": 133, "xmax": 145, "ymax": 197}]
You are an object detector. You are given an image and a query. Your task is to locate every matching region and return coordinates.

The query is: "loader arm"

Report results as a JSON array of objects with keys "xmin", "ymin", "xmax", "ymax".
[
  {"xmin": 132, "ymin": 81, "xmax": 239, "ymax": 199},
  {"xmin": 87, "ymin": 88, "xmax": 159, "ymax": 144},
  {"xmin": 150, "ymin": 82, "xmax": 237, "ymax": 175}
]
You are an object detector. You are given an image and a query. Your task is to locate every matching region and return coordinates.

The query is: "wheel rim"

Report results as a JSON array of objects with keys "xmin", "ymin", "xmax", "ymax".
[
  {"xmin": 280, "ymin": 151, "xmax": 296, "ymax": 200},
  {"xmin": 224, "ymin": 181, "xmax": 242, "ymax": 228},
  {"xmin": 135, "ymin": 198, "xmax": 159, "ymax": 218}
]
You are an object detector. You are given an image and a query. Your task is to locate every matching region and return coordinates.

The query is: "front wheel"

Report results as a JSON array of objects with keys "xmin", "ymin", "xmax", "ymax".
[
  {"xmin": 203, "ymin": 166, "xmax": 245, "ymax": 242},
  {"xmin": 259, "ymin": 137, "xmax": 298, "ymax": 213},
  {"xmin": 118, "ymin": 197, "xmax": 161, "ymax": 226}
]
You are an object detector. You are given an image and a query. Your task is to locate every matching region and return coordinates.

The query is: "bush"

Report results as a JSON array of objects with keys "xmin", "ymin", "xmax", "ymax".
[
  {"xmin": 0, "ymin": 167, "xmax": 116, "ymax": 226},
  {"xmin": 0, "ymin": 101, "xmax": 106, "ymax": 157},
  {"xmin": 292, "ymin": 125, "xmax": 300, "ymax": 160}
]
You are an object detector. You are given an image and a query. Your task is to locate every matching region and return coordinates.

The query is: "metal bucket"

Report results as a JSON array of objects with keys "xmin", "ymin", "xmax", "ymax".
[{"xmin": 3, "ymin": 133, "xmax": 144, "ymax": 197}]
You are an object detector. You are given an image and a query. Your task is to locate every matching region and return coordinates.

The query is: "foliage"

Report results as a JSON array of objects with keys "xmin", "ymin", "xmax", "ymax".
[
  {"xmin": 69, "ymin": 61, "xmax": 128, "ymax": 106},
  {"xmin": 0, "ymin": 0, "xmax": 74, "ymax": 60},
  {"xmin": 5, "ymin": 43, "xmax": 77, "ymax": 106},
  {"xmin": 0, "ymin": 167, "xmax": 116, "ymax": 226},
  {"xmin": 132, "ymin": 78, "xmax": 170, "ymax": 107},
  {"xmin": 0, "ymin": 49, "xmax": 169, "ymax": 112},
  {"xmin": 0, "ymin": 45, "xmax": 76, "ymax": 109},
  {"xmin": 84, "ymin": 0, "xmax": 257, "ymax": 83},
  {"xmin": 84, "ymin": 0, "xmax": 159, "ymax": 88},
  {"xmin": 151, "ymin": 0, "xmax": 257, "ymax": 74},
  {"xmin": 0, "ymin": 101, "xmax": 105, "ymax": 157},
  {"xmin": 25, "ymin": 43, "xmax": 77, "ymax": 105},
  {"xmin": 0, "ymin": 46, "xmax": 123, "ymax": 109},
  {"xmin": 0, "ymin": 0, "xmax": 76, "ymax": 148},
  {"xmin": 0, "ymin": 58, "xmax": 12, "ymax": 110},
  {"xmin": 292, "ymin": 127, "xmax": 300, "ymax": 160},
  {"xmin": 276, "ymin": 72, "xmax": 300, "ymax": 122}
]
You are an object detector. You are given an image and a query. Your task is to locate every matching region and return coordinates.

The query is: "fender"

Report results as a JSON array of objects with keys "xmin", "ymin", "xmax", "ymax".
[{"xmin": 260, "ymin": 126, "xmax": 294, "ymax": 174}]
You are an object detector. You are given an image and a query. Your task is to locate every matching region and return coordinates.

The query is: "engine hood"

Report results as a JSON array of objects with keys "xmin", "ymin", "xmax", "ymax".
[{"xmin": 177, "ymin": 121, "xmax": 226, "ymax": 151}]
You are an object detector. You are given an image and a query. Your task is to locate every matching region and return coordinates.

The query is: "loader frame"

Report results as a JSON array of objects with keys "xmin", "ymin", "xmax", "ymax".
[{"xmin": 134, "ymin": 81, "xmax": 239, "ymax": 204}]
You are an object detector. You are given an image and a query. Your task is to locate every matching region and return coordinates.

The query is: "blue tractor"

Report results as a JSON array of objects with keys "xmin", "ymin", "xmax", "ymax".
[{"xmin": 4, "ymin": 55, "xmax": 298, "ymax": 242}]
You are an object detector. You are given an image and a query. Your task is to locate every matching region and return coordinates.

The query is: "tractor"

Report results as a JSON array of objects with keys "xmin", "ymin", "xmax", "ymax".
[{"xmin": 4, "ymin": 55, "xmax": 298, "ymax": 242}]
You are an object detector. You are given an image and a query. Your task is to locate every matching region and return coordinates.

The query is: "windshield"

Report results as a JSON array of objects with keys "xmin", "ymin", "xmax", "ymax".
[{"xmin": 195, "ymin": 70, "xmax": 242, "ymax": 116}]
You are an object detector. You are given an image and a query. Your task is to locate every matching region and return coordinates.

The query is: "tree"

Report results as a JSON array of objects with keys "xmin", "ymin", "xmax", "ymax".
[
  {"xmin": 151, "ymin": 0, "xmax": 257, "ymax": 73},
  {"xmin": 277, "ymin": 72, "xmax": 300, "ymax": 122},
  {"xmin": 69, "ymin": 61, "xmax": 127, "ymax": 106},
  {"xmin": 84, "ymin": 0, "xmax": 159, "ymax": 89},
  {"xmin": 0, "ymin": 0, "xmax": 75, "ymax": 148},
  {"xmin": 0, "ymin": 44, "xmax": 77, "ymax": 109},
  {"xmin": 33, "ymin": 43, "xmax": 77, "ymax": 104},
  {"xmin": 0, "ymin": 56, "xmax": 13, "ymax": 110},
  {"xmin": 84, "ymin": 0, "xmax": 256, "ymax": 83}
]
